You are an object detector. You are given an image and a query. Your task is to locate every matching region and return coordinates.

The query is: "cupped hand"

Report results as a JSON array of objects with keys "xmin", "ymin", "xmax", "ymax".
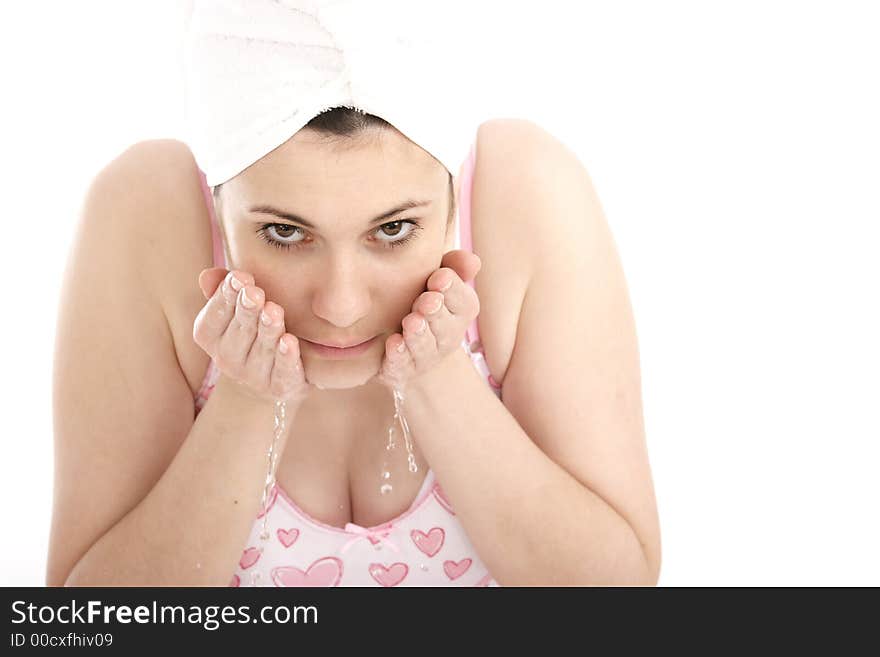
[
  {"xmin": 194, "ymin": 268, "xmax": 311, "ymax": 404},
  {"xmin": 373, "ymin": 250, "xmax": 482, "ymax": 393}
]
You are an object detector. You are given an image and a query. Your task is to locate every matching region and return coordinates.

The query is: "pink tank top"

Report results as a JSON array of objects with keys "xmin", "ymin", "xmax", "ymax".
[{"xmin": 194, "ymin": 138, "xmax": 503, "ymax": 587}]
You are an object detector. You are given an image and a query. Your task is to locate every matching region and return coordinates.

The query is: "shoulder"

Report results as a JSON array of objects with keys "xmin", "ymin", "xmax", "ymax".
[
  {"xmin": 463, "ymin": 118, "xmax": 583, "ymax": 385},
  {"xmin": 93, "ymin": 139, "xmax": 200, "ymax": 206},
  {"xmin": 473, "ymin": 118, "xmax": 589, "ymax": 278},
  {"xmin": 476, "ymin": 118, "xmax": 582, "ymax": 177},
  {"xmin": 86, "ymin": 138, "xmax": 215, "ymax": 394},
  {"xmin": 475, "ymin": 118, "xmax": 587, "ymax": 199},
  {"xmin": 477, "ymin": 117, "xmax": 573, "ymax": 155},
  {"xmin": 97, "ymin": 138, "xmax": 206, "ymax": 214},
  {"xmin": 78, "ymin": 140, "xmax": 204, "ymax": 288},
  {"xmin": 85, "ymin": 139, "xmax": 209, "ymax": 260},
  {"xmin": 94, "ymin": 136, "xmax": 214, "ymax": 282}
]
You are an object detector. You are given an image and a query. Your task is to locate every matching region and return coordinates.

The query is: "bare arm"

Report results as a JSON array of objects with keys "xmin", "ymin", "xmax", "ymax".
[
  {"xmin": 64, "ymin": 375, "xmax": 297, "ymax": 587},
  {"xmin": 47, "ymin": 141, "xmax": 300, "ymax": 587}
]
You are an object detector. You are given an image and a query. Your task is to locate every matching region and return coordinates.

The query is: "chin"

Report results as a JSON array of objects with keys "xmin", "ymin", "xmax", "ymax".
[{"xmin": 303, "ymin": 360, "xmax": 380, "ymax": 390}]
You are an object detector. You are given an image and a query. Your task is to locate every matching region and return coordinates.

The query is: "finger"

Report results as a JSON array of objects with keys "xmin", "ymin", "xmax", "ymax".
[
  {"xmin": 193, "ymin": 270, "xmax": 252, "ymax": 348},
  {"xmin": 199, "ymin": 267, "xmax": 229, "ymax": 300},
  {"xmin": 415, "ymin": 290, "xmax": 454, "ymax": 350},
  {"xmin": 381, "ymin": 333, "xmax": 412, "ymax": 387},
  {"xmin": 216, "ymin": 270, "xmax": 254, "ymax": 307},
  {"xmin": 416, "ymin": 289, "xmax": 445, "ymax": 316},
  {"xmin": 270, "ymin": 333, "xmax": 304, "ymax": 400},
  {"xmin": 426, "ymin": 268, "xmax": 479, "ymax": 318},
  {"xmin": 246, "ymin": 300, "xmax": 285, "ymax": 388},
  {"xmin": 438, "ymin": 250, "xmax": 482, "ymax": 283},
  {"xmin": 427, "ymin": 267, "xmax": 456, "ymax": 294},
  {"xmin": 402, "ymin": 312, "xmax": 436, "ymax": 368},
  {"xmin": 218, "ymin": 284, "xmax": 263, "ymax": 372}
]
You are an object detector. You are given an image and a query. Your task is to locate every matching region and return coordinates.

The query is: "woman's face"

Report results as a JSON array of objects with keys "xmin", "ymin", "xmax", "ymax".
[{"xmin": 216, "ymin": 127, "xmax": 455, "ymax": 391}]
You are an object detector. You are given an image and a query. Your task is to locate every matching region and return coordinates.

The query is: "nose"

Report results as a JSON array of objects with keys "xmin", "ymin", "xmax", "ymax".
[{"xmin": 310, "ymin": 258, "xmax": 371, "ymax": 329}]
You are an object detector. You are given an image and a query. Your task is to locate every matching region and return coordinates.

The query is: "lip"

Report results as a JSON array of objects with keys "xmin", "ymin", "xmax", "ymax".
[{"xmin": 302, "ymin": 335, "xmax": 378, "ymax": 359}]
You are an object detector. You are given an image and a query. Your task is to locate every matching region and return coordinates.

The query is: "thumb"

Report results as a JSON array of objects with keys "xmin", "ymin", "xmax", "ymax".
[
  {"xmin": 440, "ymin": 250, "xmax": 482, "ymax": 283},
  {"xmin": 198, "ymin": 268, "xmax": 229, "ymax": 299}
]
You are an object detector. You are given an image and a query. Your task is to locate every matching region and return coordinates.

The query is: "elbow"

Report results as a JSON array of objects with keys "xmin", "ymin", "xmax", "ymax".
[
  {"xmin": 607, "ymin": 544, "xmax": 661, "ymax": 587},
  {"xmin": 612, "ymin": 556, "xmax": 661, "ymax": 587},
  {"xmin": 46, "ymin": 574, "xmax": 78, "ymax": 588},
  {"xmin": 54, "ymin": 561, "xmax": 86, "ymax": 588},
  {"xmin": 649, "ymin": 560, "xmax": 662, "ymax": 586},
  {"xmin": 642, "ymin": 564, "xmax": 660, "ymax": 587},
  {"xmin": 641, "ymin": 544, "xmax": 662, "ymax": 587},
  {"xmin": 610, "ymin": 556, "xmax": 659, "ymax": 587},
  {"xmin": 45, "ymin": 561, "xmax": 74, "ymax": 588}
]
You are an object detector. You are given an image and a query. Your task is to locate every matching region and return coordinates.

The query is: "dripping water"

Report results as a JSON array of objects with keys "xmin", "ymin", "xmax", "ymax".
[
  {"xmin": 379, "ymin": 386, "xmax": 419, "ymax": 495},
  {"xmin": 249, "ymin": 385, "xmax": 418, "ymax": 587},
  {"xmin": 259, "ymin": 399, "xmax": 287, "ymax": 541}
]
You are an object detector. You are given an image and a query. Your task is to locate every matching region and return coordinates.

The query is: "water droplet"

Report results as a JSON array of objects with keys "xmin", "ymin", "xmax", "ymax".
[
  {"xmin": 378, "ymin": 387, "xmax": 420, "ymax": 493},
  {"xmin": 419, "ymin": 564, "xmax": 428, "ymax": 571},
  {"xmin": 258, "ymin": 400, "xmax": 287, "ymax": 543}
]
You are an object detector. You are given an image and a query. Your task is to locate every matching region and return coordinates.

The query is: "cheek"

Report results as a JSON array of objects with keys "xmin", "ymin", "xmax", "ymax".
[
  {"xmin": 376, "ymin": 262, "xmax": 433, "ymax": 294},
  {"xmin": 229, "ymin": 245, "xmax": 439, "ymax": 322},
  {"xmin": 384, "ymin": 275, "xmax": 436, "ymax": 323},
  {"xmin": 222, "ymin": 237, "xmax": 272, "ymax": 280}
]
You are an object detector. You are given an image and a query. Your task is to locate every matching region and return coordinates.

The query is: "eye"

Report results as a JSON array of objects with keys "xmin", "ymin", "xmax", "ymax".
[
  {"xmin": 373, "ymin": 220, "xmax": 421, "ymax": 247},
  {"xmin": 257, "ymin": 223, "xmax": 305, "ymax": 249},
  {"xmin": 256, "ymin": 220, "xmax": 423, "ymax": 251}
]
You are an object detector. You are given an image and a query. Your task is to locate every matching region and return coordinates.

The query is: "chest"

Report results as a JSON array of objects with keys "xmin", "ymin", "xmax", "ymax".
[
  {"xmin": 169, "ymin": 127, "xmax": 529, "ymax": 529},
  {"xmin": 276, "ymin": 390, "xmax": 431, "ymax": 529}
]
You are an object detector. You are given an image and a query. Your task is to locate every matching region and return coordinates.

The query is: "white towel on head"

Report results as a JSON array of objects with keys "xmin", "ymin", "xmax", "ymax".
[{"xmin": 182, "ymin": 0, "xmax": 484, "ymax": 187}]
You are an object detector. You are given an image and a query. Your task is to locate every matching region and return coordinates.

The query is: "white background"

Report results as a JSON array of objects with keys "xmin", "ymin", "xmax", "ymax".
[{"xmin": 1, "ymin": 1, "xmax": 877, "ymax": 586}]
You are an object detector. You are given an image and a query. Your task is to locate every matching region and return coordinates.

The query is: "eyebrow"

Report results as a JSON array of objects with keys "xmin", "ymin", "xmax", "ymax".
[{"xmin": 248, "ymin": 199, "xmax": 433, "ymax": 228}]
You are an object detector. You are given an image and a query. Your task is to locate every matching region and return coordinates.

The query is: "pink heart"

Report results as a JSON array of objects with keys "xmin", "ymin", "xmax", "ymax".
[
  {"xmin": 433, "ymin": 484, "xmax": 456, "ymax": 515},
  {"xmin": 271, "ymin": 557, "xmax": 344, "ymax": 587},
  {"xmin": 229, "ymin": 574, "xmax": 240, "ymax": 587},
  {"xmin": 443, "ymin": 558, "xmax": 472, "ymax": 580},
  {"xmin": 239, "ymin": 547, "xmax": 262, "ymax": 570},
  {"xmin": 474, "ymin": 573, "xmax": 492, "ymax": 587},
  {"xmin": 369, "ymin": 562, "xmax": 409, "ymax": 587},
  {"xmin": 256, "ymin": 486, "xmax": 278, "ymax": 519},
  {"xmin": 277, "ymin": 527, "xmax": 299, "ymax": 548},
  {"xmin": 411, "ymin": 527, "xmax": 445, "ymax": 557}
]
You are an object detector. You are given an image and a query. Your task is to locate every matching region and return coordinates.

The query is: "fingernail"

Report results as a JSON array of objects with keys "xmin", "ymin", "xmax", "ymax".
[
  {"xmin": 439, "ymin": 277, "xmax": 453, "ymax": 292},
  {"xmin": 260, "ymin": 311, "xmax": 273, "ymax": 326},
  {"xmin": 229, "ymin": 275, "xmax": 243, "ymax": 292},
  {"xmin": 396, "ymin": 341, "xmax": 407, "ymax": 353},
  {"xmin": 416, "ymin": 318, "xmax": 427, "ymax": 334},
  {"xmin": 278, "ymin": 337, "xmax": 289, "ymax": 354},
  {"xmin": 240, "ymin": 288, "xmax": 257, "ymax": 309},
  {"xmin": 426, "ymin": 299, "xmax": 442, "ymax": 314}
]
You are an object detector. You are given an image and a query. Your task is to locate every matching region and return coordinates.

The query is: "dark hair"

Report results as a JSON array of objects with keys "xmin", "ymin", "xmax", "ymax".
[{"xmin": 212, "ymin": 106, "xmax": 456, "ymax": 228}]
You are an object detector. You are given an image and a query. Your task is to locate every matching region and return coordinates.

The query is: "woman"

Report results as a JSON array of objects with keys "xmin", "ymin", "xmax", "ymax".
[{"xmin": 47, "ymin": 7, "xmax": 660, "ymax": 588}]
